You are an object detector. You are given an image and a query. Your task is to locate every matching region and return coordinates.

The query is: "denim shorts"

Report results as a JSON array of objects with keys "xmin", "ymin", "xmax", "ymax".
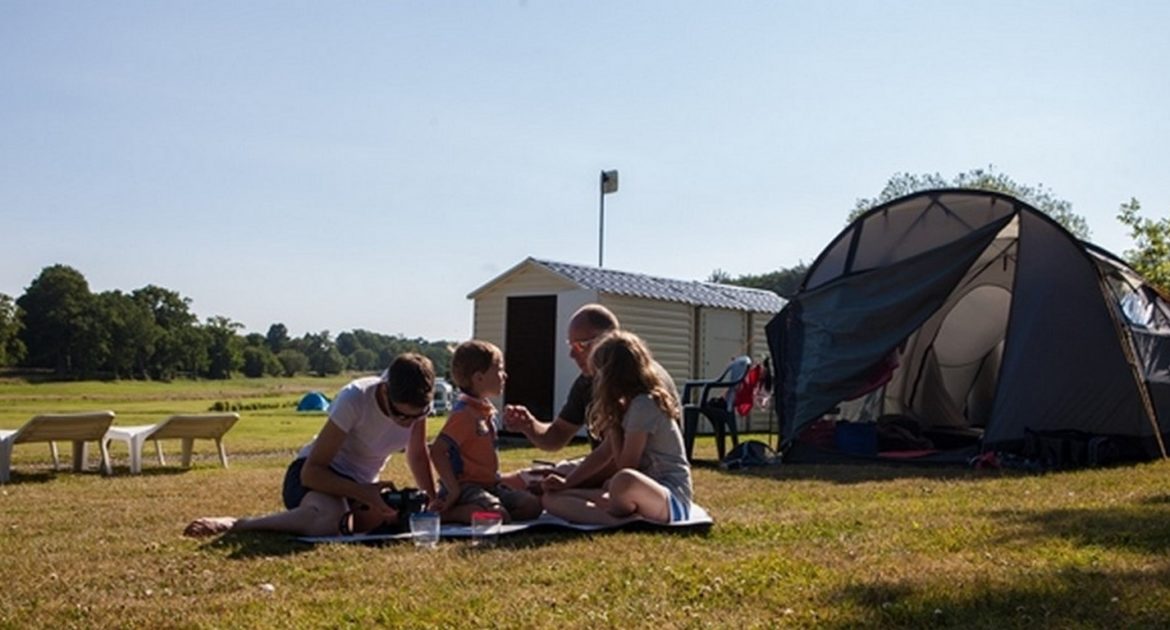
[{"xmin": 281, "ymin": 458, "xmax": 358, "ymax": 509}]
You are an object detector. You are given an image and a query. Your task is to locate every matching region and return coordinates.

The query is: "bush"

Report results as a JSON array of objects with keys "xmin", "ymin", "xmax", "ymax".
[
  {"xmin": 208, "ymin": 399, "xmax": 292, "ymax": 412},
  {"xmin": 277, "ymin": 348, "xmax": 310, "ymax": 377}
]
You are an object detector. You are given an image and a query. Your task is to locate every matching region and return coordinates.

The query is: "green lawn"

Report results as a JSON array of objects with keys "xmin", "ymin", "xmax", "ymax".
[{"xmin": 2, "ymin": 377, "xmax": 1170, "ymax": 628}]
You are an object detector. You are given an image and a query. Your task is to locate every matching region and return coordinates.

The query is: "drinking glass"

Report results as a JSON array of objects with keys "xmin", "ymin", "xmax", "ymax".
[
  {"xmin": 409, "ymin": 511, "xmax": 440, "ymax": 549},
  {"xmin": 471, "ymin": 511, "xmax": 503, "ymax": 547}
]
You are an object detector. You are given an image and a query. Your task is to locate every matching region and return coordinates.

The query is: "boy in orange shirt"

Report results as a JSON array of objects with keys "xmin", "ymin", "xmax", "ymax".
[{"xmin": 431, "ymin": 340, "xmax": 542, "ymax": 523}]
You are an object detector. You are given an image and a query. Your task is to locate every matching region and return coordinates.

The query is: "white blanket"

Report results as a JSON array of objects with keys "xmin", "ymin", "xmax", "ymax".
[{"xmin": 297, "ymin": 503, "xmax": 712, "ymax": 544}]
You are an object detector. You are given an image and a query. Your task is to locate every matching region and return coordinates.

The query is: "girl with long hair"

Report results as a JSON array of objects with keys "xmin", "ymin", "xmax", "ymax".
[{"xmin": 541, "ymin": 331, "xmax": 693, "ymax": 524}]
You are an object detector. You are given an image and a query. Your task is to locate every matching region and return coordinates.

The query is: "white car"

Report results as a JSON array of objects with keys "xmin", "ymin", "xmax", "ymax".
[{"xmin": 432, "ymin": 378, "xmax": 454, "ymax": 415}]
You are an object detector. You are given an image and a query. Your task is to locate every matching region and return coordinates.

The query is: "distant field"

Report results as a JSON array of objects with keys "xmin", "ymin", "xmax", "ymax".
[
  {"xmin": 3, "ymin": 377, "xmax": 1170, "ymax": 628},
  {"xmin": 0, "ymin": 375, "xmax": 355, "ymax": 464}
]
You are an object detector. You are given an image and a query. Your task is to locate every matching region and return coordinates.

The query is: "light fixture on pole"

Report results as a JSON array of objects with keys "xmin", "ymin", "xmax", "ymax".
[{"xmin": 599, "ymin": 169, "xmax": 618, "ymax": 267}]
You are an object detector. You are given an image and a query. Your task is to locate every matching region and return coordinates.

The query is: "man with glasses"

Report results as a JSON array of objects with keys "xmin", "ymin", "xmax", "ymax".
[
  {"xmin": 502, "ymin": 304, "xmax": 676, "ymax": 488},
  {"xmin": 184, "ymin": 353, "xmax": 441, "ymax": 537}
]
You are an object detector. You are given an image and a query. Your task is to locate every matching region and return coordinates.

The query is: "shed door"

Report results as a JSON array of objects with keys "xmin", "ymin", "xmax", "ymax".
[
  {"xmin": 504, "ymin": 295, "xmax": 557, "ymax": 420},
  {"xmin": 699, "ymin": 308, "xmax": 746, "ymax": 378}
]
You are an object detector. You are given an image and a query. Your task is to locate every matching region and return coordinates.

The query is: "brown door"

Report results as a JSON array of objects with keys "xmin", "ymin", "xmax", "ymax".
[{"xmin": 504, "ymin": 295, "xmax": 557, "ymax": 421}]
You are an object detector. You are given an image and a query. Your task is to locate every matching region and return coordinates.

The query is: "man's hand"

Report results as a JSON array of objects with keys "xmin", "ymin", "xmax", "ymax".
[{"xmin": 502, "ymin": 405, "xmax": 537, "ymax": 434}]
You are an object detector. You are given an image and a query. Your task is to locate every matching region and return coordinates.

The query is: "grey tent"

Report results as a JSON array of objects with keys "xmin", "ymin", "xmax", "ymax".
[{"xmin": 766, "ymin": 189, "xmax": 1170, "ymax": 466}]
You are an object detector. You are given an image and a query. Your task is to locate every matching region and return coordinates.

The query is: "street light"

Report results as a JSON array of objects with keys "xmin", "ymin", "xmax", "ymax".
[{"xmin": 599, "ymin": 169, "xmax": 618, "ymax": 267}]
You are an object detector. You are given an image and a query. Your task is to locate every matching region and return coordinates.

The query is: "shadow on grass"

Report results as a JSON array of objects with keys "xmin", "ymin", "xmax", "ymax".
[
  {"xmin": 200, "ymin": 532, "xmax": 314, "ymax": 560},
  {"xmin": 105, "ymin": 466, "xmax": 190, "ymax": 477},
  {"xmin": 283, "ymin": 524, "xmax": 712, "ymax": 555},
  {"xmin": 1138, "ymin": 493, "xmax": 1170, "ymax": 505},
  {"xmin": 10, "ymin": 463, "xmax": 227, "ymax": 482},
  {"xmin": 3, "ymin": 465, "xmax": 143, "ymax": 484},
  {"xmin": 826, "ymin": 565, "xmax": 1170, "ymax": 628},
  {"xmin": 1, "ymin": 470, "xmax": 59, "ymax": 484},
  {"xmin": 705, "ymin": 460, "xmax": 1009, "ymax": 485},
  {"xmin": 988, "ymin": 500, "xmax": 1170, "ymax": 554},
  {"xmin": 440, "ymin": 524, "xmax": 711, "ymax": 555}
]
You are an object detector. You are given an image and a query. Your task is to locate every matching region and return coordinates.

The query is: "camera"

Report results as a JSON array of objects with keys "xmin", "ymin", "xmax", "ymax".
[
  {"xmin": 339, "ymin": 485, "xmax": 430, "ymax": 536},
  {"xmin": 380, "ymin": 486, "xmax": 429, "ymax": 518}
]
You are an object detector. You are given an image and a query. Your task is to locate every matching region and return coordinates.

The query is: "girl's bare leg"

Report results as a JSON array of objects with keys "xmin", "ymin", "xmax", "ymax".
[
  {"xmin": 542, "ymin": 487, "xmax": 628, "ymax": 526},
  {"xmin": 605, "ymin": 469, "xmax": 671, "ymax": 524},
  {"xmin": 184, "ymin": 491, "xmax": 348, "ymax": 538}
]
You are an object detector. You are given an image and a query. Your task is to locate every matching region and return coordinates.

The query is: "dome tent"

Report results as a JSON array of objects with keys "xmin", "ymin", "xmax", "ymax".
[
  {"xmin": 766, "ymin": 189, "xmax": 1170, "ymax": 467},
  {"xmin": 297, "ymin": 391, "xmax": 330, "ymax": 412}
]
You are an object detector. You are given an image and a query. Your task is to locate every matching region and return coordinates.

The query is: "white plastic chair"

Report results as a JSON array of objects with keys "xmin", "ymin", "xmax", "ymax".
[
  {"xmin": 104, "ymin": 413, "xmax": 240, "ymax": 474},
  {"xmin": 0, "ymin": 411, "xmax": 116, "ymax": 483}
]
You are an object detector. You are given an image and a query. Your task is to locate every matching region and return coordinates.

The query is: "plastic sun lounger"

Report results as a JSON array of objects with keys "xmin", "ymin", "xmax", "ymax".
[
  {"xmin": 103, "ymin": 413, "xmax": 240, "ymax": 474},
  {"xmin": 0, "ymin": 411, "xmax": 117, "ymax": 483}
]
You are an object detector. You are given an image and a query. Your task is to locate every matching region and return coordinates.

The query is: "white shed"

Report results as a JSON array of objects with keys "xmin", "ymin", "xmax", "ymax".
[{"xmin": 467, "ymin": 258, "xmax": 786, "ymax": 432}]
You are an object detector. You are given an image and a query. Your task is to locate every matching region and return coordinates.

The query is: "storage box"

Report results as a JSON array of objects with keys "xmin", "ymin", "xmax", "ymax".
[{"xmin": 834, "ymin": 421, "xmax": 878, "ymax": 456}]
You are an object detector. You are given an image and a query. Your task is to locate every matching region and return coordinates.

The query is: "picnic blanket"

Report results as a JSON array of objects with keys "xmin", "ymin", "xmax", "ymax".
[{"xmin": 296, "ymin": 503, "xmax": 712, "ymax": 545}]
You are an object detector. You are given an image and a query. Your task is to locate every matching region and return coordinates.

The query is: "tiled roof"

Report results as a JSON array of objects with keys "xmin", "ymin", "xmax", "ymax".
[{"xmin": 532, "ymin": 258, "xmax": 785, "ymax": 313}]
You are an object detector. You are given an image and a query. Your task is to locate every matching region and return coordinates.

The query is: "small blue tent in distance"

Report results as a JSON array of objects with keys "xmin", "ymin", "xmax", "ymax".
[{"xmin": 297, "ymin": 391, "xmax": 330, "ymax": 412}]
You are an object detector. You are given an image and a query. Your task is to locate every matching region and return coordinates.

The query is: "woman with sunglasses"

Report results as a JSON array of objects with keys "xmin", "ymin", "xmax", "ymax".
[{"xmin": 183, "ymin": 353, "xmax": 441, "ymax": 537}]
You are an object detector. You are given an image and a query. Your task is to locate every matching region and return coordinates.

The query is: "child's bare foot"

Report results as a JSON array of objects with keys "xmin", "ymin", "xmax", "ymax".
[{"xmin": 183, "ymin": 517, "xmax": 238, "ymax": 538}]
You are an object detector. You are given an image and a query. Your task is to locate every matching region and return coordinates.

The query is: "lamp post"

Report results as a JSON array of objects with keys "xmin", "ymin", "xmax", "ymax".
[{"xmin": 599, "ymin": 169, "xmax": 618, "ymax": 267}]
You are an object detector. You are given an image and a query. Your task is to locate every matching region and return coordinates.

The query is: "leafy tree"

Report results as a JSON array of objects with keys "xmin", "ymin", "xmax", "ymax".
[
  {"xmin": 1117, "ymin": 198, "xmax": 1170, "ymax": 294},
  {"xmin": 241, "ymin": 346, "xmax": 266, "ymax": 378},
  {"xmin": 349, "ymin": 347, "xmax": 379, "ymax": 371},
  {"xmin": 243, "ymin": 332, "xmax": 267, "ymax": 348},
  {"xmin": 93, "ymin": 290, "xmax": 158, "ymax": 378},
  {"xmin": 708, "ymin": 264, "xmax": 809, "ymax": 299},
  {"xmin": 851, "ymin": 165, "xmax": 1091, "ymax": 240},
  {"xmin": 133, "ymin": 285, "xmax": 203, "ymax": 380},
  {"xmin": 313, "ymin": 347, "xmax": 347, "ymax": 376},
  {"xmin": 277, "ymin": 348, "xmax": 310, "ymax": 376},
  {"xmin": 295, "ymin": 330, "xmax": 349, "ymax": 376},
  {"xmin": 174, "ymin": 326, "xmax": 211, "ymax": 380},
  {"xmin": 299, "ymin": 330, "xmax": 333, "ymax": 365},
  {"xmin": 708, "ymin": 269, "xmax": 732, "ymax": 284},
  {"xmin": 0, "ymin": 293, "xmax": 26, "ymax": 367},
  {"xmin": 17, "ymin": 264, "xmax": 93, "ymax": 374},
  {"xmin": 336, "ymin": 331, "xmax": 361, "ymax": 356},
  {"xmin": 340, "ymin": 329, "xmax": 454, "ymax": 376},
  {"xmin": 241, "ymin": 345, "xmax": 284, "ymax": 378},
  {"xmin": 133, "ymin": 285, "xmax": 196, "ymax": 329},
  {"xmin": 266, "ymin": 323, "xmax": 289, "ymax": 353},
  {"xmin": 203, "ymin": 316, "xmax": 244, "ymax": 379}
]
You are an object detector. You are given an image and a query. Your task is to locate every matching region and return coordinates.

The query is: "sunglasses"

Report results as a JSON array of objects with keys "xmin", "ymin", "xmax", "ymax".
[
  {"xmin": 387, "ymin": 399, "xmax": 431, "ymax": 426},
  {"xmin": 567, "ymin": 336, "xmax": 598, "ymax": 354}
]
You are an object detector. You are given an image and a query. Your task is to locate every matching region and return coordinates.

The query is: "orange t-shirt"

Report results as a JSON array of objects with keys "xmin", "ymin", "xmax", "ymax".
[{"xmin": 435, "ymin": 393, "xmax": 499, "ymax": 487}]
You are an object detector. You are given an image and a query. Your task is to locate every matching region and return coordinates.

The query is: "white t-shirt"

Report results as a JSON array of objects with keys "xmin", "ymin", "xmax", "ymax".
[{"xmin": 295, "ymin": 376, "xmax": 412, "ymax": 482}]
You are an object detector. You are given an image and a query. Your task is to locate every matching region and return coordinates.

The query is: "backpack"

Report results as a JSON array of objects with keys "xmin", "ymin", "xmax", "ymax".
[{"xmin": 721, "ymin": 439, "xmax": 777, "ymax": 470}]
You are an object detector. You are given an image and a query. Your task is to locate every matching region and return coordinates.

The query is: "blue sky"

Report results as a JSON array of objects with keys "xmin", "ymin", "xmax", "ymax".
[{"xmin": 2, "ymin": 1, "xmax": 1167, "ymax": 341}]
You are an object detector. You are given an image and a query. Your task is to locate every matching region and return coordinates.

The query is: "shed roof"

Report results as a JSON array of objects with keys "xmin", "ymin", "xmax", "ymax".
[{"xmin": 469, "ymin": 257, "xmax": 785, "ymax": 313}]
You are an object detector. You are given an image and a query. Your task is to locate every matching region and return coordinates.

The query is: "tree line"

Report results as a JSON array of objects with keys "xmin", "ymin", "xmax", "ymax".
[
  {"xmin": 0, "ymin": 265, "xmax": 452, "ymax": 380},
  {"xmin": 712, "ymin": 167, "xmax": 1170, "ymax": 296}
]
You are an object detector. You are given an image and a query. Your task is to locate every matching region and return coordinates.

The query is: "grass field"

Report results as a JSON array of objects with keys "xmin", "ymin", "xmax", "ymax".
[{"xmin": 3, "ymin": 376, "xmax": 1170, "ymax": 628}]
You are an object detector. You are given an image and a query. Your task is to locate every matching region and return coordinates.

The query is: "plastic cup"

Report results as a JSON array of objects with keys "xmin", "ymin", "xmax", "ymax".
[
  {"xmin": 409, "ymin": 511, "xmax": 440, "ymax": 549},
  {"xmin": 471, "ymin": 511, "xmax": 503, "ymax": 547}
]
